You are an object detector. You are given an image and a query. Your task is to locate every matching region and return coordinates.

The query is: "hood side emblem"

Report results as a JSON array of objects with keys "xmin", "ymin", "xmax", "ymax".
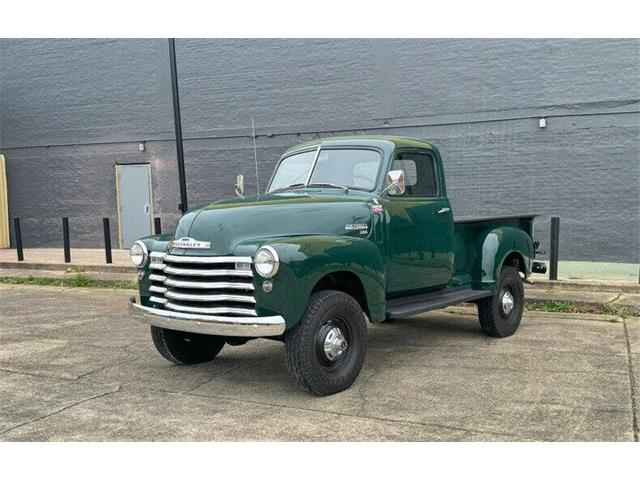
[
  {"xmin": 345, "ymin": 223, "xmax": 369, "ymax": 235},
  {"xmin": 172, "ymin": 237, "xmax": 211, "ymax": 249}
]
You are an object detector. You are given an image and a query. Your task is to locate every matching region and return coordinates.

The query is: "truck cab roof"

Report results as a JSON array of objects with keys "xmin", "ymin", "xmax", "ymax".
[{"xmin": 282, "ymin": 135, "xmax": 436, "ymax": 157}]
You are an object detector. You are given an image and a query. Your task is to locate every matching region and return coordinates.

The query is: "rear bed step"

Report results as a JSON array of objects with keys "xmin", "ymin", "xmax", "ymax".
[{"xmin": 386, "ymin": 287, "xmax": 492, "ymax": 319}]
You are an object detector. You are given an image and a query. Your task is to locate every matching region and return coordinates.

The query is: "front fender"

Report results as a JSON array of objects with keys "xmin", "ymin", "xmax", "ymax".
[
  {"xmin": 137, "ymin": 233, "xmax": 174, "ymax": 305},
  {"xmin": 472, "ymin": 227, "xmax": 533, "ymax": 291},
  {"xmin": 245, "ymin": 235, "xmax": 386, "ymax": 328}
]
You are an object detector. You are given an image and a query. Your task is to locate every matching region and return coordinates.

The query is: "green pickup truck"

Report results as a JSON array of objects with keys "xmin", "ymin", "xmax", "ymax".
[{"xmin": 129, "ymin": 136, "xmax": 546, "ymax": 396}]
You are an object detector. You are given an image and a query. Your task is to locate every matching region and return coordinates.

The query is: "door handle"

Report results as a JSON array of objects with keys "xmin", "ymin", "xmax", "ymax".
[
  {"xmin": 437, "ymin": 207, "xmax": 451, "ymax": 214},
  {"xmin": 144, "ymin": 204, "xmax": 150, "ymax": 214}
]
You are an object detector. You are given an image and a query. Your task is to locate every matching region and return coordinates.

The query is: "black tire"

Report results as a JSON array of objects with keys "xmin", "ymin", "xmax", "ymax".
[
  {"xmin": 284, "ymin": 290, "xmax": 367, "ymax": 396},
  {"xmin": 151, "ymin": 326, "xmax": 225, "ymax": 365},
  {"xmin": 477, "ymin": 265, "xmax": 524, "ymax": 338}
]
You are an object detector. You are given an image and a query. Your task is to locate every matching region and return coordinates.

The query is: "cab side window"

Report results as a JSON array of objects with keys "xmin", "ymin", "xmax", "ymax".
[{"xmin": 391, "ymin": 152, "xmax": 438, "ymax": 197}]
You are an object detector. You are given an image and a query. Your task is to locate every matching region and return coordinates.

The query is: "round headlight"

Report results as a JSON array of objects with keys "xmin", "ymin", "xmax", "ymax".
[
  {"xmin": 130, "ymin": 241, "xmax": 148, "ymax": 268},
  {"xmin": 254, "ymin": 246, "xmax": 279, "ymax": 278}
]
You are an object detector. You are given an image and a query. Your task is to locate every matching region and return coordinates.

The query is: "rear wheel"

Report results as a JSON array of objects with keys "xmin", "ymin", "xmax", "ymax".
[
  {"xmin": 151, "ymin": 326, "xmax": 225, "ymax": 365},
  {"xmin": 284, "ymin": 290, "xmax": 367, "ymax": 396},
  {"xmin": 477, "ymin": 265, "xmax": 524, "ymax": 338}
]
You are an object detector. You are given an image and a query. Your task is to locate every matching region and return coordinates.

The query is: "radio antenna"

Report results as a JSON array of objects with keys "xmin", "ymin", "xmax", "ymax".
[{"xmin": 252, "ymin": 118, "xmax": 260, "ymax": 195}]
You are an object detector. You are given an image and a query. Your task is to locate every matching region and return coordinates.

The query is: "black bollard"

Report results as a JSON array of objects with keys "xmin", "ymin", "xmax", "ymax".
[
  {"xmin": 103, "ymin": 218, "xmax": 112, "ymax": 264},
  {"xmin": 14, "ymin": 218, "xmax": 24, "ymax": 261},
  {"xmin": 549, "ymin": 216, "xmax": 559, "ymax": 281},
  {"xmin": 154, "ymin": 217, "xmax": 162, "ymax": 235},
  {"xmin": 62, "ymin": 217, "xmax": 71, "ymax": 263}
]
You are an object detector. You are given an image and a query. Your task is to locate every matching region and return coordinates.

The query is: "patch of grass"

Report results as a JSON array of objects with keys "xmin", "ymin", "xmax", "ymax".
[
  {"xmin": 0, "ymin": 274, "xmax": 137, "ymax": 290},
  {"xmin": 603, "ymin": 304, "xmax": 630, "ymax": 319},
  {"xmin": 526, "ymin": 299, "xmax": 637, "ymax": 318},
  {"xmin": 599, "ymin": 303, "xmax": 617, "ymax": 316},
  {"xmin": 68, "ymin": 273, "xmax": 97, "ymax": 287},
  {"xmin": 527, "ymin": 300, "xmax": 583, "ymax": 313}
]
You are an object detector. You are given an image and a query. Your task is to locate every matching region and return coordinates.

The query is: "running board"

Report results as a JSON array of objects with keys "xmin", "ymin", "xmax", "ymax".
[{"xmin": 386, "ymin": 287, "xmax": 493, "ymax": 319}]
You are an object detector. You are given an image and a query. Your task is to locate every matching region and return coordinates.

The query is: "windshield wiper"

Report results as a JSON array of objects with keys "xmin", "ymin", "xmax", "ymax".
[
  {"xmin": 268, "ymin": 183, "xmax": 306, "ymax": 194},
  {"xmin": 270, "ymin": 182, "xmax": 351, "ymax": 194},
  {"xmin": 305, "ymin": 182, "xmax": 349, "ymax": 193}
]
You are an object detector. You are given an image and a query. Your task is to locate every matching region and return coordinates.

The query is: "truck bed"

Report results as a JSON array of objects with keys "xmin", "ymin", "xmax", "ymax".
[
  {"xmin": 452, "ymin": 214, "xmax": 536, "ymax": 283},
  {"xmin": 454, "ymin": 213, "xmax": 536, "ymax": 229}
]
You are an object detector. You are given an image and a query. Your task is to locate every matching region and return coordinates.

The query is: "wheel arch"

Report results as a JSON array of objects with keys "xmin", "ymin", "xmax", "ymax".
[
  {"xmin": 472, "ymin": 226, "xmax": 533, "ymax": 291},
  {"xmin": 311, "ymin": 270, "xmax": 371, "ymax": 320},
  {"xmin": 500, "ymin": 250, "xmax": 527, "ymax": 276}
]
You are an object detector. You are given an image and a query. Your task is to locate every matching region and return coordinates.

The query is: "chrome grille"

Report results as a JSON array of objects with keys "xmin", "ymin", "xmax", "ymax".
[{"xmin": 148, "ymin": 252, "xmax": 256, "ymax": 317}]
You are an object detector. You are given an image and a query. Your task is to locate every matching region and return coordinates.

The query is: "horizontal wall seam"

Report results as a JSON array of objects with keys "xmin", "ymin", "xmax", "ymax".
[{"xmin": 1, "ymin": 109, "xmax": 639, "ymax": 151}]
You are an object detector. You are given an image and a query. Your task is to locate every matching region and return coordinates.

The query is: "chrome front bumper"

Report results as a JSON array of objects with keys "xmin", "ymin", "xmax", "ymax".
[{"xmin": 129, "ymin": 298, "xmax": 286, "ymax": 337}]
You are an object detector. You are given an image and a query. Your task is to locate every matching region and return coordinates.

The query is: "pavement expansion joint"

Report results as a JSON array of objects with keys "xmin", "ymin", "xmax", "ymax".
[
  {"xmin": 0, "ymin": 366, "xmax": 77, "ymax": 382},
  {"xmin": 74, "ymin": 354, "xmax": 145, "ymax": 381},
  {"xmin": 623, "ymin": 319, "xmax": 639, "ymax": 442},
  {"xmin": 177, "ymin": 388, "xmax": 533, "ymax": 441},
  {"xmin": 608, "ymin": 293, "xmax": 623, "ymax": 304},
  {"xmin": 0, "ymin": 385, "xmax": 122, "ymax": 438}
]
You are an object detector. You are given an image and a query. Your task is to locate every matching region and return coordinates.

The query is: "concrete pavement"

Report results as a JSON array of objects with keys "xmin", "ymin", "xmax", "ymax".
[
  {"xmin": 2, "ymin": 248, "xmax": 638, "ymax": 282},
  {"xmin": 0, "ymin": 248, "xmax": 131, "ymax": 266},
  {"xmin": 525, "ymin": 287, "xmax": 640, "ymax": 315},
  {"xmin": 2, "ymin": 248, "xmax": 639, "ymax": 313},
  {"xmin": 539, "ymin": 260, "xmax": 639, "ymax": 283},
  {"xmin": 2, "ymin": 266, "xmax": 638, "ymax": 316},
  {"xmin": 0, "ymin": 248, "xmax": 132, "ymax": 273},
  {"xmin": 0, "ymin": 283, "xmax": 638, "ymax": 441},
  {"xmin": 0, "ymin": 268, "xmax": 137, "ymax": 283}
]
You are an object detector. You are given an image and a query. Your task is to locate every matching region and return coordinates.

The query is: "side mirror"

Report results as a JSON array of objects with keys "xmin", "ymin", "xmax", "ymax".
[
  {"xmin": 234, "ymin": 174, "xmax": 245, "ymax": 197},
  {"xmin": 386, "ymin": 170, "xmax": 406, "ymax": 196}
]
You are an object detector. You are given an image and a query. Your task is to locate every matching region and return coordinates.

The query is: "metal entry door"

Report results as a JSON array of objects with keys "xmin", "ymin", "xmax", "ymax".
[{"xmin": 116, "ymin": 164, "xmax": 153, "ymax": 248}]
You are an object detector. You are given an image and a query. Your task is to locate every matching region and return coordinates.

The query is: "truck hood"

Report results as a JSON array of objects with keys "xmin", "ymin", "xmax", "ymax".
[{"xmin": 170, "ymin": 191, "xmax": 375, "ymax": 256}]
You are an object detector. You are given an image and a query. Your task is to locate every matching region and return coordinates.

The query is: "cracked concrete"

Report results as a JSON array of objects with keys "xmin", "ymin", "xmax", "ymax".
[
  {"xmin": 0, "ymin": 283, "xmax": 638, "ymax": 441},
  {"xmin": 623, "ymin": 318, "xmax": 639, "ymax": 441}
]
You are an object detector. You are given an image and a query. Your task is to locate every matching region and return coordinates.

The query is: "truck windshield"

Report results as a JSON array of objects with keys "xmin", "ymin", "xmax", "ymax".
[{"xmin": 268, "ymin": 148, "xmax": 381, "ymax": 192}]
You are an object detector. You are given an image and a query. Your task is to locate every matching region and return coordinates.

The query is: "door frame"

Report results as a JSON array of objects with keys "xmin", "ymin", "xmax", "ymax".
[
  {"xmin": 382, "ymin": 148, "xmax": 454, "ymax": 294},
  {"xmin": 0, "ymin": 154, "xmax": 9, "ymax": 249},
  {"xmin": 115, "ymin": 163, "xmax": 154, "ymax": 249}
]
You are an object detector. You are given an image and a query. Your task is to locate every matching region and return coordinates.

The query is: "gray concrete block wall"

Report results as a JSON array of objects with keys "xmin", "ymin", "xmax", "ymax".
[
  {"xmin": 2, "ymin": 141, "xmax": 181, "ymax": 249},
  {"xmin": 0, "ymin": 39, "xmax": 174, "ymax": 147},
  {"xmin": 0, "ymin": 39, "xmax": 638, "ymax": 262}
]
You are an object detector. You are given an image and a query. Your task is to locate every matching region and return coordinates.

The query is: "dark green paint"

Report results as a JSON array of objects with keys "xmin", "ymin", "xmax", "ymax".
[
  {"xmin": 135, "ymin": 136, "xmax": 534, "ymax": 329},
  {"xmin": 250, "ymin": 235, "xmax": 386, "ymax": 326}
]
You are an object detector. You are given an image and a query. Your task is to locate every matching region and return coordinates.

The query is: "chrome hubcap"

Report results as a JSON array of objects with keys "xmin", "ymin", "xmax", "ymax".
[
  {"xmin": 323, "ymin": 327, "xmax": 348, "ymax": 361},
  {"xmin": 501, "ymin": 290, "xmax": 515, "ymax": 315}
]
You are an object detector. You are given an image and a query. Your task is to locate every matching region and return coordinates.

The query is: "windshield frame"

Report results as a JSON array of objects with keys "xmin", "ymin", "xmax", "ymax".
[{"xmin": 266, "ymin": 145, "xmax": 385, "ymax": 193}]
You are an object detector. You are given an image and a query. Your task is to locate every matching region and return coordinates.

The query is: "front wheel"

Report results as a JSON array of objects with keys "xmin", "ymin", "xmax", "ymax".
[
  {"xmin": 476, "ymin": 265, "xmax": 524, "ymax": 338},
  {"xmin": 284, "ymin": 290, "xmax": 367, "ymax": 396},
  {"xmin": 151, "ymin": 326, "xmax": 225, "ymax": 365}
]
